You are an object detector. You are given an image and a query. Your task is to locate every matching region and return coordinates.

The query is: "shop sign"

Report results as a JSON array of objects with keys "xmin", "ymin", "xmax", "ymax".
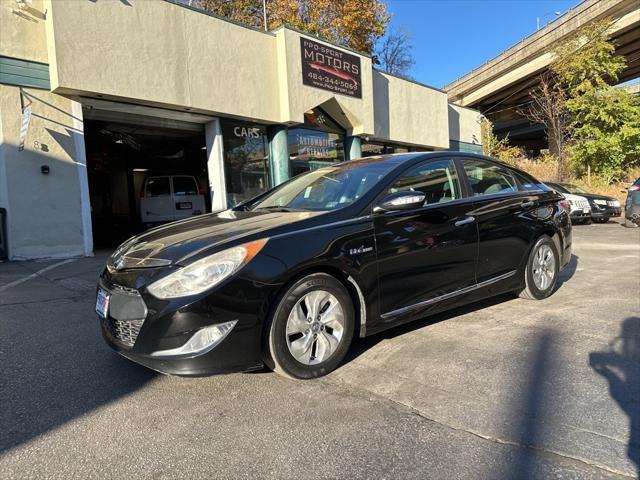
[
  {"xmin": 300, "ymin": 37, "xmax": 362, "ymax": 99},
  {"xmin": 296, "ymin": 132, "xmax": 337, "ymax": 160}
]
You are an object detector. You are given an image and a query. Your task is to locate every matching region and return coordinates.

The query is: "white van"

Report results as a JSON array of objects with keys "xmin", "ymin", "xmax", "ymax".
[{"xmin": 140, "ymin": 175, "xmax": 206, "ymax": 226}]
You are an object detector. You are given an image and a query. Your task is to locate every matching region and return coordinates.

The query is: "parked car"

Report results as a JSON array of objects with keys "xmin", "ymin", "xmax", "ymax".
[
  {"xmin": 544, "ymin": 182, "xmax": 592, "ymax": 224},
  {"xmin": 624, "ymin": 178, "xmax": 640, "ymax": 228},
  {"xmin": 140, "ymin": 175, "xmax": 206, "ymax": 226},
  {"xmin": 545, "ymin": 182, "xmax": 621, "ymax": 223},
  {"xmin": 96, "ymin": 153, "xmax": 572, "ymax": 379}
]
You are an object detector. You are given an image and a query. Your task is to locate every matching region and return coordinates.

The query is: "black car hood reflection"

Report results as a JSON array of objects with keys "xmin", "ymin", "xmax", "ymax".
[{"xmin": 111, "ymin": 209, "xmax": 322, "ymax": 269}]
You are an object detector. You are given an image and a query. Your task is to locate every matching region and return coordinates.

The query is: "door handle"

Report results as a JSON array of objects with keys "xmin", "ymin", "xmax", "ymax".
[
  {"xmin": 521, "ymin": 201, "xmax": 536, "ymax": 208},
  {"xmin": 454, "ymin": 216, "xmax": 476, "ymax": 227}
]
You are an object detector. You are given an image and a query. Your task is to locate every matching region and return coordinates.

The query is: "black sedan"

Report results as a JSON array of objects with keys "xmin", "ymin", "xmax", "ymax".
[
  {"xmin": 546, "ymin": 182, "xmax": 622, "ymax": 223},
  {"xmin": 96, "ymin": 153, "xmax": 572, "ymax": 379}
]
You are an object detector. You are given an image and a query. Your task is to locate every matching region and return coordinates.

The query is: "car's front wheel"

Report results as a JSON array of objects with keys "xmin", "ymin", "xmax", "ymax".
[
  {"xmin": 519, "ymin": 235, "xmax": 559, "ymax": 300},
  {"xmin": 263, "ymin": 273, "xmax": 355, "ymax": 379}
]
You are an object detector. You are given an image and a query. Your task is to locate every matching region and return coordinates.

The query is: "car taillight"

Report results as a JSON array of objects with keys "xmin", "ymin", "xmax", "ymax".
[{"xmin": 560, "ymin": 200, "xmax": 570, "ymax": 210}]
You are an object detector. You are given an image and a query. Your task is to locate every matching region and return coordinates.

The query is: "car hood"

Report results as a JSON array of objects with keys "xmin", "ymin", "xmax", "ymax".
[
  {"xmin": 108, "ymin": 209, "xmax": 323, "ymax": 270},
  {"xmin": 561, "ymin": 193, "xmax": 588, "ymax": 202},
  {"xmin": 580, "ymin": 193, "xmax": 616, "ymax": 202}
]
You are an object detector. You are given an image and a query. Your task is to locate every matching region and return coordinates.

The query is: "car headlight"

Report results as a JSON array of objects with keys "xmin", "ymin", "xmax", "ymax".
[
  {"xmin": 594, "ymin": 199, "xmax": 607, "ymax": 205},
  {"xmin": 147, "ymin": 239, "xmax": 268, "ymax": 299}
]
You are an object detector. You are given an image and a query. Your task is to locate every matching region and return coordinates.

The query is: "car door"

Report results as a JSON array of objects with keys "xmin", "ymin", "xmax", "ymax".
[
  {"xmin": 141, "ymin": 176, "xmax": 174, "ymax": 224},
  {"xmin": 460, "ymin": 158, "xmax": 541, "ymax": 283},
  {"xmin": 172, "ymin": 176, "xmax": 205, "ymax": 220},
  {"xmin": 373, "ymin": 158, "xmax": 478, "ymax": 322}
]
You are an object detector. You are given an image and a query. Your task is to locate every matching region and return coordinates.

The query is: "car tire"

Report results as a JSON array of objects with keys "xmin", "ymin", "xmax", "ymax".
[
  {"xmin": 624, "ymin": 218, "xmax": 639, "ymax": 228},
  {"xmin": 583, "ymin": 217, "xmax": 592, "ymax": 225},
  {"xmin": 263, "ymin": 273, "xmax": 355, "ymax": 379},
  {"xmin": 593, "ymin": 217, "xmax": 609, "ymax": 224},
  {"xmin": 519, "ymin": 235, "xmax": 559, "ymax": 301}
]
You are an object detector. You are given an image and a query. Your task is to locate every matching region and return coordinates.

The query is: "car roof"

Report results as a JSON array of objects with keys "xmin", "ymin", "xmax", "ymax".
[{"xmin": 343, "ymin": 151, "xmax": 500, "ymax": 168}]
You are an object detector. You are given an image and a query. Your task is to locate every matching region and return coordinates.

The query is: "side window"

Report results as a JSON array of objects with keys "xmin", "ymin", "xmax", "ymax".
[
  {"xmin": 145, "ymin": 177, "xmax": 170, "ymax": 197},
  {"xmin": 173, "ymin": 177, "xmax": 198, "ymax": 196},
  {"xmin": 388, "ymin": 159, "xmax": 460, "ymax": 205},
  {"xmin": 514, "ymin": 172, "xmax": 546, "ymax": 192},
  {"xmin": 463, "ymin": 160, "xmax": 518, "ymax": 197}
]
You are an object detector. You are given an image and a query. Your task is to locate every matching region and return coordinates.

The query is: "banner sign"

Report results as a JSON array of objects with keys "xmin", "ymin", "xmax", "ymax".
[
  {"xmin": 300, "ymin": 37, "xmax": 362, "ymax": 99},
  {"xmin": 18, "ymin": 105, "xmax": 32, "ymax": 152}
]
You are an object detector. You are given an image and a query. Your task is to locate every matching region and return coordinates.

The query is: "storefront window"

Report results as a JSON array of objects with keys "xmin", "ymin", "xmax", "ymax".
[
  {"xmin": 288, "ymin": 108, "xmax": 345, "ymax": 176},
  {"xmin": 222, "ymin": 121, "xmax": 270, "ymax": 206}
]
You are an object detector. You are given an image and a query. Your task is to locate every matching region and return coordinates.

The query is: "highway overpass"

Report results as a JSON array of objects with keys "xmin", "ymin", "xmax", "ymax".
[{"xmin": 445, "ymin": 0, "xmax": 640, "ymax": 152}]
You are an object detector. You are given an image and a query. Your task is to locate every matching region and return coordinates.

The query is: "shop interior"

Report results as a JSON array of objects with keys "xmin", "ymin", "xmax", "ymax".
[{"xmin": 83, "ymin": 110, "xmax": 209, "ymax": 248}]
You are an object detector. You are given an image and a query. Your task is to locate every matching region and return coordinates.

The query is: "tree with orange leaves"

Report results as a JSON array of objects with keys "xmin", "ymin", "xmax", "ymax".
[{"xmin": 197, "ymin": 0, "xmax": 389, "ymax": 54}]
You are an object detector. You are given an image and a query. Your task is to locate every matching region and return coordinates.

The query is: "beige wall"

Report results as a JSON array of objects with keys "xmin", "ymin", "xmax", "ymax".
[
  {"xmin": 373, "ymin": 71, "xmax": 449, "ymax": 149},
  {"xmin": 46, "ymin": 0, "xmax": 281, "ymax": 122},
  {"xmin": 0, "ymin": 85, "xmax": 86, "ymax": 259},
  {"xmin": 0, "ymin": 0, "xmax": 48, "ymax": 63},
  {"xmin": 448, "ymin": 104, "xmax": 482, "ymax": 146}
]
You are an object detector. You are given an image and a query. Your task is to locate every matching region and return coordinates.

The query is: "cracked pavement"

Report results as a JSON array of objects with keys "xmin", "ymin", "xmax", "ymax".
[{"xmin": 1, "ymin": 220, "xmax": 639, "ymax": 479}]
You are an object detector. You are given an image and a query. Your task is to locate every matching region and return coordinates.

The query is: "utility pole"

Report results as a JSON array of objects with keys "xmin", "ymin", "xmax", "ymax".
[{"xmin": 263, "ymin": 0, "xmax": 268, "ymax": 31}]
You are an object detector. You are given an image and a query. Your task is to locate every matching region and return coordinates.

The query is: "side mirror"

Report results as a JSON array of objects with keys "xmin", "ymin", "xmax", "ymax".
[{"xmin": 373, "ymin": 190, "xmax": 426, "ymax": 214}]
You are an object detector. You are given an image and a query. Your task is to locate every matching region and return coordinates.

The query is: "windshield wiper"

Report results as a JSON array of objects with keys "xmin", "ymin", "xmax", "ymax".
[{"xmin": 254, "ymin": 206, "xmax": 308, "ymax": 213}]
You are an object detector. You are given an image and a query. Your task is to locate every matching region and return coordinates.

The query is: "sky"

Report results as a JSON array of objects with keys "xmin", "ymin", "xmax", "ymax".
[{"xmin": 384, "ymin": 0, "xmax": 579, "ymax": 88}]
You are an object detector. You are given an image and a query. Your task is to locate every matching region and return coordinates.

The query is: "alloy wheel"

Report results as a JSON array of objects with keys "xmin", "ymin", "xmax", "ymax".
[
  {"xmin": 285, "ymin": 290, "xmax": 345, "ymax": 365},
  {"xmin": 532, "ymin": 244, "xmax": 556, "ymax": 291}
]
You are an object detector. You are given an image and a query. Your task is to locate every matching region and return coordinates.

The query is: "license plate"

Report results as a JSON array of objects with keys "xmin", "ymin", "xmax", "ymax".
[
  {"xmin": 95, "ymin": 288, "xmax": 110, "ymax": 318},
  {"xmin": 177, "ymin": 202, "xmax": 192, "ymax": 210},
  {"xmin": 583, "ymin": 207, "xmax": 590, "ymax": 213}
]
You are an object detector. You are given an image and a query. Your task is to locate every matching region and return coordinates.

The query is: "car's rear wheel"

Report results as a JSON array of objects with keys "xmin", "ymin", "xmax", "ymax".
[
  {"xmin": 624, "ymin": 217, "xmax": 639, "ymax": 228},
  {"xmin": 263, "ymin": 273, "xmax": 355, "ymax": 379},
  {"xmin": 519, "ymin": 235, "xmax": 559, "ymax": 300}
]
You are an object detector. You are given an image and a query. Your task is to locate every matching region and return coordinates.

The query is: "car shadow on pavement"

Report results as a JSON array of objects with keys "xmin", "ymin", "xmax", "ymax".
[
  {"xmin": 0, "ymin": 304, "xmax": 156, "ymax": 454},
  {"xmin": 344, "ymin": 292, "xmax": 518, "ymax": 366},
  {"xmin": 557, "ymin": 254, "xmax": 579, "ymax": 288},
  {"xmin": 589, "ymin": 317, "xmax": 640, "ymax": 477}
]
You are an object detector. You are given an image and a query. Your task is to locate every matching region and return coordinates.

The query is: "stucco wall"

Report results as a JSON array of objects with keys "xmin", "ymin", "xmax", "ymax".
[
  {"xmin": 0, "ymin": 85, "xmax": 86, "ymax": 259},
  {"xmin": 373, "ymin": 71, "xmax": 449, "ymax": 149},
  {"xmin": 45, "ymin": 0, "xmax": 281, "ymax": 123},
  {"xmin": 448, "ymin": 104, "xmax": 482, "ymax": 147},
  {"xmin": 0, "ymin": 0, "xmax": 48, "ymax": 63}
]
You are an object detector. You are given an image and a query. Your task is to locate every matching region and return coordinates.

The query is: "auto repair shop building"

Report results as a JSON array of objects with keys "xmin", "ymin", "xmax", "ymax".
[{"xmin": 0, "ymin": 0, "xmax": 482, "ymax": 260}]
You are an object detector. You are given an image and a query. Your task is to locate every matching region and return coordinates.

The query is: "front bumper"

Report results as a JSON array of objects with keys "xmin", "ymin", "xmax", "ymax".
[
  {"xmin": 569, "ymin": 209, "xmax": 590, "ymax": 221},
  {"xmin": 590, "ymin": 204, "xmax": 621, "ymax": 218},
  {"xmin": 97, "ymin": 274, "xmax": 271, "ymax": 376}
]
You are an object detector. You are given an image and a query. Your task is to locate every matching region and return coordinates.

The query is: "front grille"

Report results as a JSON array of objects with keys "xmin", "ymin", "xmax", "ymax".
[
  {"xmin": 572, "ymin": 199, "xmax": 589, "ymax": 209},
  {"xmin": 99, "ymin": 280, "xmax": 148, "ymax": 348},
  {"xmin": 607, "ymin": 200, "xmax": 619, "ymax": 207},
  {"xmin": 104, "ymin": 317, "xmax": 144, "ymax": 347}
]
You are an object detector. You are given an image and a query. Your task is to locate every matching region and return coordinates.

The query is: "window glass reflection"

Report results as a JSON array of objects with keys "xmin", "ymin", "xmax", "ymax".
[{"xmin": 222, "ymin": 121, "xmax": 270, "ymax": 206}]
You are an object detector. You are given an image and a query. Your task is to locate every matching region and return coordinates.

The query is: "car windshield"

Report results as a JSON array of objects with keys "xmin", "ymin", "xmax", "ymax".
[
  {"xmin": 249, "ymin": 159, "xmax": 394, "ymax": 211},
  {"xmin": 562, "ymin": 184, "xmax": 588, "ymax": 195}
]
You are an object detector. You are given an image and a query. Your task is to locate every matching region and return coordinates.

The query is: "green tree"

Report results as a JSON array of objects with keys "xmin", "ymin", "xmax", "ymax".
[
  {"xmin": 481, "ymin": 117, "xmax": 524, "ymax": 165},
  {"xmin": 197, "ymin": 0, "xmax": 389, "ymax": 54},
  {"xmin": 550, "ymin": 19, "xmax": 640, "ymax": 181}
]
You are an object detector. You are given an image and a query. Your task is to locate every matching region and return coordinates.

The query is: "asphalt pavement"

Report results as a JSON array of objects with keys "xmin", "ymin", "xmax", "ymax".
[{"xmin": 1, "ymin": 220, "xmax": 639, "ymax": 479}]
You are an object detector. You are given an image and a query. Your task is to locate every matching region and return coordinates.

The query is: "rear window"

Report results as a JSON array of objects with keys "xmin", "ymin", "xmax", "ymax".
[
  {"xmin": 145, "ymin": 177, "xmax": 170, "ymax": 197},
  {"xmin": 173, "ymin": 177, "xmax": 198, "ymax": 196}
]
